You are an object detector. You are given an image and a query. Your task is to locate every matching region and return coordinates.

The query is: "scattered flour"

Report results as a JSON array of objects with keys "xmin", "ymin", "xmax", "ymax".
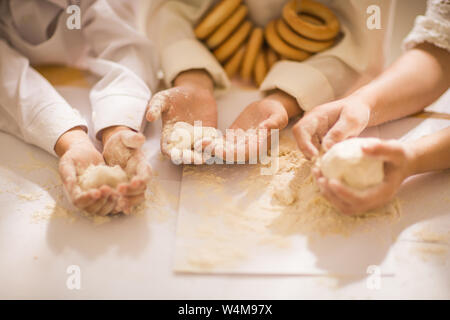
[{"xmin": 176, "ymin": 134, "xmax": 402, "ymax": 272}]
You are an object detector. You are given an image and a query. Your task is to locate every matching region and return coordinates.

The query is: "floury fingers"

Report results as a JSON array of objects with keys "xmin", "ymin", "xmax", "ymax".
[{"xmin": 163, "ymin": 122, "xmax": 281, "ymax": 173}]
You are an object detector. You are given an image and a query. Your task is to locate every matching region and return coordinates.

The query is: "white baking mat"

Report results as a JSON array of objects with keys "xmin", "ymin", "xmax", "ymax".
[{"xmin": 173, "ymin": 87, "xmax": 450, "ymax": 276}]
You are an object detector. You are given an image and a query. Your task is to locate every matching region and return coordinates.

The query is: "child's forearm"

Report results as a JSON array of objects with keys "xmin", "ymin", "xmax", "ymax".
[
  {"xmin": 354, "ymin": 43, "xmax": 450, "ymax": 127},
  {"xmin": 406, "ymin": 127, "xmax": 450, "ymax": 176}
]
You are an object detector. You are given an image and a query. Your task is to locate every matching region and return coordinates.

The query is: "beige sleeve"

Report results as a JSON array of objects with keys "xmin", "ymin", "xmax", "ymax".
[
  {"xmin": 261, "ymin": 0, "xmax": 394, "ymax": 111},
  {"xmin": 139, "ymin": 0, "xmax": 230, "ymax": 89},
  {"xmin": 403, "ymin": 0, "xmax": 450, "ymax": 52}
]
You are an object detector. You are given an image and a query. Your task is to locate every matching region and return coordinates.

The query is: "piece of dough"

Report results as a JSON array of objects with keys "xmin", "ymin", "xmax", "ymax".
[
  {"xmin": 194, "ymin": 0, "xmax": 242, "ymax": 39},
  {"xmin": 240, "ymin": 27, "xmax": 264, "ymax": 81},
  {"xmin": 214, "ymin": 20, "xmax": 252, "ymax": 63},
  {"xmin": 276, "ymin": 19, "xmax": 334, "ymax": 53},
  {"xmin": 320, "ymin": 138, "xmax": 384, "ymax": 190},
  {"xmin": 166, "ymin": 122, "xmax": 219, "ymax": 153},
  {"xmin": 79, "ymin": 165, "xmax": 128, "ymax": 190},
  {"xmin": 272, "ymin": 172, "xmax": 297, "ymax": 205},
  {"xmin": 265, "ymin": 20, "xmax": 310, "ymax": 61},
  {"xmin": 206, "ymin": 5, "xmax": 248, "ymax": 49},
  {"xmin": 282, "ymin": 0, "xmax": 340, "ymax": 41},
  {"xmin": 169, "ymin": 122, "xmax": 195, "ymax": 150}
]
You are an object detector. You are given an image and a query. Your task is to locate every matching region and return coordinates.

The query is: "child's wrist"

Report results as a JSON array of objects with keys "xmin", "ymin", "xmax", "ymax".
[
  {"xmin": 266, "ymin": 90, "xmax": 302, "ymax": 118},
  {"xmin": 101, "ymin": 125, "xmax": 130, "ymax": 146},
  {"xmin": 174, "ymin": 69, "xmax": 214, "ymax": 93},
  {"xmin": 352, "ymin": 86, "xmax": 379, "ymax": 125},
  {"xmin": 404, "ymin": 141, "xmax": 420, "ymax": 177},
  {"xmin": 54, "ymin": 126, "xmax": 90, "ymax": 157}
]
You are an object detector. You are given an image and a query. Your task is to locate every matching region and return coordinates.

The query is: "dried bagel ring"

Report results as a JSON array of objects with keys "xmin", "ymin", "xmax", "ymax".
[
  {"xmin": 282, "ymin": 0, "xmax": 340, "ymax": 41},
  {"xmin": 254, "ymin": 51, "xmax": 268, "ymax": 86},
  {"xmin": 240, "ymin": 27, "xmax": 264, "ymax": 81},
  {"xmin": 266, "ymin": 47, "xmax": 279, "ymax": 69},
  {"xmin": 195, "ymin": 0, "xmax": 242, "ymax": 39},
  {"xmin": 224, "ymin": 44, "xmax": 246, "ymax": 78},
  {"xmin": 214, "ymin": 20, "xmax": 252, "ymax": 63},
  {"xmin": 206, "ymin": 5, "xmax": 248, "ymax": 49},
  {"xmin": 276, "ymin": 19, "xmax": 334, "ymax": 53},
  {"xmin": 264, "ymin": 20, "xmax": 310, "ymax": 61}
]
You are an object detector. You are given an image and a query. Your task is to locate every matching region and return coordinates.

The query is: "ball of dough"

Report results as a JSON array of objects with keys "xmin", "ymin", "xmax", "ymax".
[
  {"xmin": 201, "ymin": 126, "xmax": 219, "ymax": 141},
  {"xmin": 169, "ymin": 122, "xmax": 195, "ymax": 150},
  {"xmin": 320, "ymin": 138, "xmax": 384, "ymax": 190},
  {"xmin": 79, "ymin": 165, "xmax": 128, "ymax": 190}
]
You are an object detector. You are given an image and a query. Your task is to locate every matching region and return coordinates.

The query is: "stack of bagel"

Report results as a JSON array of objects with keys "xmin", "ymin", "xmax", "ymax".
[{"xmin": 194, "ymin": 0, "xmax": 341, "ymax": 86}]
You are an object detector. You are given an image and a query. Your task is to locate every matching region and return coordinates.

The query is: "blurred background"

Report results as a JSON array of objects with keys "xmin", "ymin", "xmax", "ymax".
[{"xmin": 388, "ymin": 0, "xmax": 427, "ymax": 64}]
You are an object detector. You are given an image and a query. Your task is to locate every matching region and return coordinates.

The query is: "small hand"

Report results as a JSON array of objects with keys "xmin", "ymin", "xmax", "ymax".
[
  {"xmin": 57, "ymin": 129, "xmax": 118, "ymax": 216},
  {"xmin": 102, "ymin": 127, "xmax": 152, "ymax": 214},
  {"xmin": 213, "ymin": 90, "xmax": 298, "ymax": 162},
  {"xmin": 146, "ymin": 70, "xmax": 217, "ymax": 163},
  {"xmin": 315, "ymin": 140, "xmax": 413, "ymax": 215},
  {"xmin": 293, "ymin": 95, "xmax": 371, "ymax": 160}
]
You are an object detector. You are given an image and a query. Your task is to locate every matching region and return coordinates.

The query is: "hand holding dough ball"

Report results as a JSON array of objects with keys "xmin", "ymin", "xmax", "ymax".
[
  {"xmin": 79, "ymin": 164, "xmax": 128, "ymax": 191},
  {"xmin": 320, "ymin": 138, "xmax": 384, "ymax": 190},
  {"xmin": 169, "ymin": 122, "xmax": 195, "ymax": 150},
  {"xmin": 165, "ymin": 121, "xmax": 219, "ymax": 163}
]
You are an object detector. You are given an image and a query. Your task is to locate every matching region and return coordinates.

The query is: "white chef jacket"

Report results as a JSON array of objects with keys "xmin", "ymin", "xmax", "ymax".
[
  {"xmin": 139, "ymin": 0, "xmax": 393, "ymax": 111},
  {"xmin": 0, "ymin": 0, "xmax": 159, "ymax": 155}
]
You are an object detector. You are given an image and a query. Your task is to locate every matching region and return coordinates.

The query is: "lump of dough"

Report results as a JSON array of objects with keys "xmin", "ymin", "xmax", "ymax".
[
  {"xmin": 272, "ymin": 172, "xmax": 297, "ymax": 205},
  {"xmin": 79, "ymin": 165, "xmax": 128, "ymax": 190},
  {"xmin": 169, "ymin": 122, "xmax": 195, "ymax": 150},
  {"xmin": 320, "ymin": 138, "xmax": 384, "ymax": 190},
  {"xmin": 167, "ymin": 122, "xmax": 220, "ymax": 155}
]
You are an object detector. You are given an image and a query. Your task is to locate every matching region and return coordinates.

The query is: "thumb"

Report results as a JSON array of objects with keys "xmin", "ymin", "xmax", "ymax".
[
  {"xmin": 362, "ymin": 140, "xmax": 406, "ymax": 166},
  {"xmin": 59, "ymin": 157, "xmax": 83, "ymax": 202},
  {"xmin": 146, "ymin": 92, "xmax": 170, "ymax": 122},
  {"xmin": 121, "ymin": 131, "xmax": 145, "ymax": 149},
  {"xmin": 322, "ymin": 116, "xmax": 363, "ymax": 151},
  {"xmin": 259, "ymin": 112, "xmax": 288, "ymax": 131}
]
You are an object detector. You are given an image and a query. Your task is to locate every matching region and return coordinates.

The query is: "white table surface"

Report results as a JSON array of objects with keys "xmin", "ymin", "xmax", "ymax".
[{"xmin": 0, "ymin": 86, "xmax": 449, "ymax": 300}]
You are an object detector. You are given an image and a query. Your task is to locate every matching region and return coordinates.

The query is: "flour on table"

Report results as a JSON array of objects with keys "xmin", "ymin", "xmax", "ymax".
[
  {"xmin": 320, "ymin": 138, "xmax": 384, "ymax": 189},
  {"xmin": 175, "ymin": 134, "xmax": 401, "ymax": 272}
]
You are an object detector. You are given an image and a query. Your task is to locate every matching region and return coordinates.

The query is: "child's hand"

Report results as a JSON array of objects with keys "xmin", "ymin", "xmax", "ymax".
[
  {"xmin": 146, "ymin": 70, "xmax": 217, "ymax": 160},
  {"xmin": 213, "ymin": 90, "xmax": 299, "ymax": 162},
  {"xmin": 102, "ymin": 127, "xmax": 151, "ymax": 214},
  {"xmin": 57, "ymin": 128, "xmax": 119, "ymax": 216},
  {"xmin": 315, "ymin": 140, "xmax": 414, "ymax": 215},
  {"xmin": 293, "ymin": 95, "xmax": 371, "ymax": 159}
]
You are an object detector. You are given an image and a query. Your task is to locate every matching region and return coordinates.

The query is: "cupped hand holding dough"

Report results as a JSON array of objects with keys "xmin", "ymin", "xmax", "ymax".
[
  {"xmin": 79, "ymin": 164, "xmax": 128, "ymax": 191},
  {"xmin": 320, "ymin": 138, "xmax": 384, "ymax": 190},
  {"xmin": 164, "ymin": 121, "xmax": 219, "ymax": 164}
]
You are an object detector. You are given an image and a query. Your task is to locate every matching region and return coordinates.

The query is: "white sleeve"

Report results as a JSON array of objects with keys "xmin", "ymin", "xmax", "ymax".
[
  {"xmin": 261, "ymin": 0, "xmax": 394, "ymax": 111},
  {"xmin": 139, "ymin": 0, "xmax": 230, "ymax": 89},
  {"xmin": 403, "ymin": 0, "xmax": 450, "ymax": 52},
  {"xmin": 81, "ymin": 0, "xmax": 160, "ymax": 139},
  {"xmin": 0, "ymin": 39, "xmax": 87, "ymax": 156}
]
